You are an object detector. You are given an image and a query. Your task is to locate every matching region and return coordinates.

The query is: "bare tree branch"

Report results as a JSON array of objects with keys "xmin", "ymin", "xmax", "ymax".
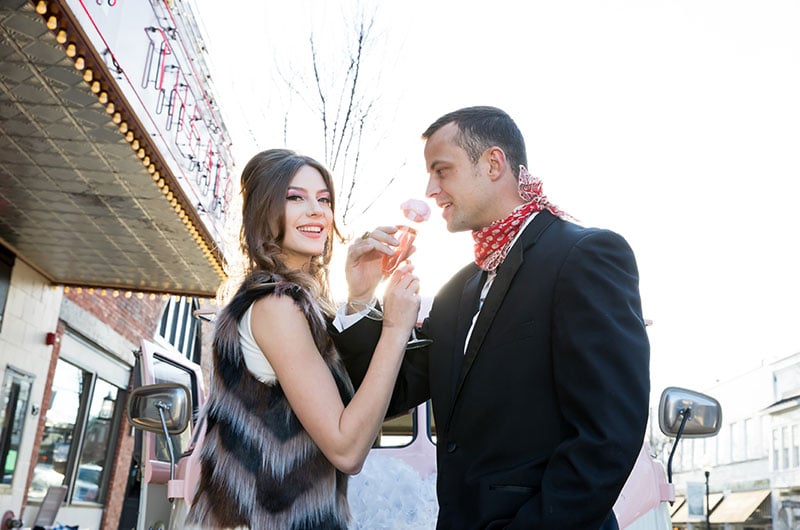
[
  {"xmin": 271, "ymin": 4, "xmax": 396, "ymax": 228},
  {"xmin": 309, "ymin": 34, "xmax": 331, "ymax": 163}
]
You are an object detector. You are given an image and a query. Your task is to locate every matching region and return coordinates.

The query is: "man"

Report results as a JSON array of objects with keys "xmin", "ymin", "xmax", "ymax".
[{"xmin": 334, "ymin": 106, "xmax": 650, "ymax": 529}]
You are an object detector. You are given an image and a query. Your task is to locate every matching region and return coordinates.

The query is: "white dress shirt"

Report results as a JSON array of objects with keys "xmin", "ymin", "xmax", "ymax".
[{"xmin": 333, "ymin": 212, "xmax": 538, "ymax": 350}]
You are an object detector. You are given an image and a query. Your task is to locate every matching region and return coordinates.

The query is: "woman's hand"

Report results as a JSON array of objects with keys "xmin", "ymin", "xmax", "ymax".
[
  {"xmin": 344, "ymin": 226, "xmax": 409, "ymax": 304},
  {"xmin": 381, "ymin": 263, "xmax": 421, "ymax": 333}
]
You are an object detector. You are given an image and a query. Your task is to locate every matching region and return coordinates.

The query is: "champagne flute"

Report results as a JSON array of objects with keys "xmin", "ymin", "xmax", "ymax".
[
  {"xmin": 381, "ymin": 225, "xmax": 417, "ymax": 275},
  {"xmin": 352, "ymin": 200, "xmax": 432, "ymax": 349}
]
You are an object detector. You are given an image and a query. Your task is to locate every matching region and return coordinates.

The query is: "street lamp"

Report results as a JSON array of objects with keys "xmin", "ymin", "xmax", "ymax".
[
  {"xmin": 99, "ymin": 392, "xmax": 115, "ymax": 420},
  {"xmin": 704, "ymin": 468, "xmax": 711, "ymax": 530}
]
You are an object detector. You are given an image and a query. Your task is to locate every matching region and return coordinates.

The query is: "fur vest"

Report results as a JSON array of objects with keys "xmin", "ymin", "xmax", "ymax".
[{"xmin": 186, "ymin": 273, "xmax": 355, "ymax": 529}]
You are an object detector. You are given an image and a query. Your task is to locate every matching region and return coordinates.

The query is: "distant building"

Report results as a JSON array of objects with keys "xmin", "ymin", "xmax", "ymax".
[{"xmin": 663, "ymin": 351, "xmax": 800, "ymax": 529}]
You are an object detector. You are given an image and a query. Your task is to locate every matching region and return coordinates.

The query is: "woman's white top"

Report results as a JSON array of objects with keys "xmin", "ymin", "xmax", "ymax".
[{"xmin": 238, "ymin": 304, "xmax": 277, "ymax": 383}]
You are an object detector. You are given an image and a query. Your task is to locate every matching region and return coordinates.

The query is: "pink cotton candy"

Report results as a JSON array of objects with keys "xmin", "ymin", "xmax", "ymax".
[{"xmin": 401, "ymin": 199, "xmax": 431, "ymax": 223}]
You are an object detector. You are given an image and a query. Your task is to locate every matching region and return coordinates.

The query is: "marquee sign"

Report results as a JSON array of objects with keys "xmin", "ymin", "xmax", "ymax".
[{"xmin": 66, "ymin": 0, "xmax": 234, "ymax": 245}]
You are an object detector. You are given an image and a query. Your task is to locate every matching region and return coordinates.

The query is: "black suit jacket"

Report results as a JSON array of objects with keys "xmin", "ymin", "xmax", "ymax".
[{"xmin": 333, "ymin": 211, "xmax": 650, "ymax": 529}]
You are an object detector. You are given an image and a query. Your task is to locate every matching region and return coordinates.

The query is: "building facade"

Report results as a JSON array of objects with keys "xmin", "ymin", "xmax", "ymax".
[
  {"xmin": 0, "ymin": 253, "xmax": 209, "ymax": 528},
  {"xmin": 0, "ymin": 0, "xmax": 231, "ymax": 528}
]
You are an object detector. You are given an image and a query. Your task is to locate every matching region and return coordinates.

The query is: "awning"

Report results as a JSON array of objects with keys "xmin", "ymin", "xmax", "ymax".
[
  {"xmin": 709, "ymin": 489, "xmax": 771, "ymax": 524},
  {"xmin": 671, "ymin": 492, "xmax": 723, "ymax": 523},
  {"xmin": 0, "ymin": 0, "xmax": 230, "ymax": 297}
]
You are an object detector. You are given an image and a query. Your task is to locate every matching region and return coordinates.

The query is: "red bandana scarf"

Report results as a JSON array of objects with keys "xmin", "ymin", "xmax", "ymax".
[{"xmin": 472, "ymin": 166, "xmax": 569, "ymax": 272}]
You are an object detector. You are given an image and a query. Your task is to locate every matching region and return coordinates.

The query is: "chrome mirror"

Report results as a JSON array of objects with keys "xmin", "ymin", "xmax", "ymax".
[
  {"xmin": 127, "ymin": 383, "xmax": 190, "ymax": 435},
  {"xmin": 658, "ymin": 386, "xmax": 722, "ymax": 438}
]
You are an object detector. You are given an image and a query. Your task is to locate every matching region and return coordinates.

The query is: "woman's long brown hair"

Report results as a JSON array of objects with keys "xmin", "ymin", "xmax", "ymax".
[{"xmin": 235, "ymin": 148, "xmax": 342, "ymax": 314}]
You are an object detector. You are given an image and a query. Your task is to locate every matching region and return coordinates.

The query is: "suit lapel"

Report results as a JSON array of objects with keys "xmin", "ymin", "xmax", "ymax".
[
  {"xmin": 449, "ymin": 269, "xmax": 485, "ymax": 396},
  {"xmin": 450, "ymin": 211, "xmax": 558, "ymax": 407}
]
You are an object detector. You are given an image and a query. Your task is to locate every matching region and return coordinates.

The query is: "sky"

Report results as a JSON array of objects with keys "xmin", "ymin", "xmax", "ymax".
[{"xmin": 191, "ymin": 0, "xmax": 800, "ymax": 399}]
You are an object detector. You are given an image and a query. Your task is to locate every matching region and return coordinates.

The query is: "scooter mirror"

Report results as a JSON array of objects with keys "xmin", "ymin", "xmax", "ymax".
[
  {"xmin": 658, "ymin": 386, "xmax": 722, "ymax": 438},
  {"xmin": 127, "ymin": 383, "xmax": 191, "ymax": 435}
]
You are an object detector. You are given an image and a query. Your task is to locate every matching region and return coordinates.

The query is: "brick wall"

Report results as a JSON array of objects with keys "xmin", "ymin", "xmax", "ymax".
[
  {"xmin": 65, "ymin": 289, "xmax": 164, "ymax": 345},
  {"xmin": 102, "ymin": 408, "xmax": 133, "ymax": 530}
]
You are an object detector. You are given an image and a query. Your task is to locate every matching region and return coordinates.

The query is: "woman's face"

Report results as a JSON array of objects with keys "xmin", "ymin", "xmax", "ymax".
[{"xmin": 280, "ymin": 164, "xmax": 333, "ymax": 270}]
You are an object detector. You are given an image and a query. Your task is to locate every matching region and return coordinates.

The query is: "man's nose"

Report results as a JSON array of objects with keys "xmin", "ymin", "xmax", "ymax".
[{"xmin": 425, "ymin": 178, "xmax": 439, "ymax": 199}]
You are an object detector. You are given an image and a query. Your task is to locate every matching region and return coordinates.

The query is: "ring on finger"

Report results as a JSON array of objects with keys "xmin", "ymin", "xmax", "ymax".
[{"xmin": 361, "ymin": 231, "xmax": 370, "ymax": 240}]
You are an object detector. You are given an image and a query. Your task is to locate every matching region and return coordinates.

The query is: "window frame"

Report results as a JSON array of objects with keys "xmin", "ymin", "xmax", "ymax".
[
  {"xmin": 28, "ymin": 334, "xmax": 128, "ymax": 506},
  {"xmin": 0, "ymin": 365, "xmax": 35, "ymax": 492}
]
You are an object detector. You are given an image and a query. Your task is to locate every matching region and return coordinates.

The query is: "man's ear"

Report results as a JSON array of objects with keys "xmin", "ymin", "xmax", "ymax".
[{"xmin": 485, "ymin": 146, "xmax": 507, "ymax": 181}]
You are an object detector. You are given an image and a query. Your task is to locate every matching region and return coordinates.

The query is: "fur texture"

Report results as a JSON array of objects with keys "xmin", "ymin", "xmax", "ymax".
[{"xmin": 186, "ymin": 273, "xmax": 354, "ymax": 529}]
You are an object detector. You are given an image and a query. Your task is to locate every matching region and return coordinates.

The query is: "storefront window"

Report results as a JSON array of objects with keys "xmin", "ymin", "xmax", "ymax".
[
  {"xmin": 28, "ymin": 360, "xmax": 81, "ymax": 501},
  {"xmin": 75, "ymin": 379, "xmax": 118, "ymax": 502},
  {"xmin": 28, "ymin": 358, "xmax": 121, "ymax": 504},
  {"xmin": 0, "ymin": 366, "xmax": 34, "ymax": 487}
]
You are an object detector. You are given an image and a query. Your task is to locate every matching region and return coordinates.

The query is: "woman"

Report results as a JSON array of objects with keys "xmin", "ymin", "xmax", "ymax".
[{"xmin": 186, "ymin": 149, "xmax": 420, "ymax": 529}]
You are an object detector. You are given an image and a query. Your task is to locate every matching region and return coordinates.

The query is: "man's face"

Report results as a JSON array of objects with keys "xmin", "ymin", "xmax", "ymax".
[{"xmin": 424, "ymin": 122, "xmax": 491, "ymax": 232}]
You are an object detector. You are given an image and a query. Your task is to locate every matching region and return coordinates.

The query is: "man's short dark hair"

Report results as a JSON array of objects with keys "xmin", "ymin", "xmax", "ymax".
[{"xmin": 422, "ymin": 106, "xmax": 528, "ymax": 174}]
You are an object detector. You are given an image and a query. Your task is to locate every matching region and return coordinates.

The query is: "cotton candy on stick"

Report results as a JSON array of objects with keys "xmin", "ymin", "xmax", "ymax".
[{"xmin": 400, "ymin": 198, "xmax": 431, "ymax": 223}]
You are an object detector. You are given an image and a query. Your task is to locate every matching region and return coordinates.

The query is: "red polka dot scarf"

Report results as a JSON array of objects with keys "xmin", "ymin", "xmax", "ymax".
[{"xmin": 472, "ymin": 166, "xmax": 569, "ymax": 272}]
